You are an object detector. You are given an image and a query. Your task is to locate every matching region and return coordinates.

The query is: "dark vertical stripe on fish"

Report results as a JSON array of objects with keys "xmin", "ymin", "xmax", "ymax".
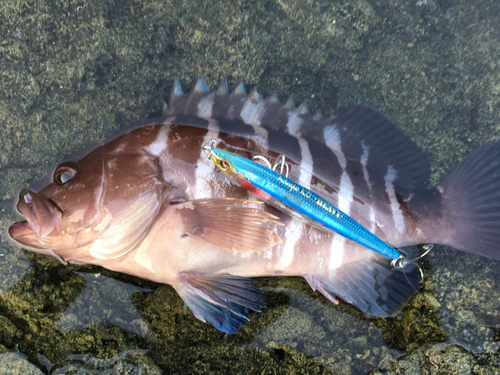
[
  {"xmin": 265, "ymin": 128, "xmax": 302, "ymax": 167},
  {"xmin": 167, "ymin": 125, "xmax": 209, "ymax": 165}
]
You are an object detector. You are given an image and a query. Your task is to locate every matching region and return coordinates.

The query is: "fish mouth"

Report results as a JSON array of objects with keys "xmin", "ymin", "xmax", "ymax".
[
  {"xmin": 8, "ymin": 189, "xmax": 62, "ymax": 249},
  {"xmin": 7, "ymin": 221, "xmax": 47, "ymax": 250}
]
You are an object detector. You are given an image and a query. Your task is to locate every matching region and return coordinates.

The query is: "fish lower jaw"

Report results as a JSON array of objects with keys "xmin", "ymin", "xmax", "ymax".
[{"xmin": 7, "ymin": 221, "xmax": 50, "ymax": 251}]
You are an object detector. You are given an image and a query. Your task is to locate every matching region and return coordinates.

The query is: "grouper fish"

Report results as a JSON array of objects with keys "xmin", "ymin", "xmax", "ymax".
[{"xmin": 7, "ymin": 76, "xmax": 500, "ymax": 333}]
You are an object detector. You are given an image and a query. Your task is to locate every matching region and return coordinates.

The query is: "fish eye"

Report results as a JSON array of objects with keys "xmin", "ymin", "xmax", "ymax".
[
  {"xmin": 54, "ymin": 162, "xmax": 78, "ymax": 185},
  {"xmin": 219, "ymin": 160, "xmax": 230, "ymax": 170}
]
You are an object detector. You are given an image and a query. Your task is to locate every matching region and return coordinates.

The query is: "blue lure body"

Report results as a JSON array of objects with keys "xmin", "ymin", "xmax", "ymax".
[{"xmin": 209, "ymin": 147, "xmax": 405, "ymax": 262}]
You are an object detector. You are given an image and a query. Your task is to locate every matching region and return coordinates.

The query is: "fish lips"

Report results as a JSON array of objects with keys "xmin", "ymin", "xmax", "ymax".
[
  {"xmin": 8, "ymin": 189, "xmax": 62, "ymax": 249},
  {"xmin": 7, "ymin": 221, "xmax": 45, "ymax": 250}
]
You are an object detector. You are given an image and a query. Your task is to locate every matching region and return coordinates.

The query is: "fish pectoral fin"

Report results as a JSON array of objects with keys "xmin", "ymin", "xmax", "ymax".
[
  {"xmin": 305, "ymin": 255, "xmax": 420, "ymax": 317},
  {"xmin": 174, "ymin": 198, "xmax": 282, "ymax": 253},
  {"xmin": 176, "ymin": 272, "xmax": 266, "ymax": 334}
]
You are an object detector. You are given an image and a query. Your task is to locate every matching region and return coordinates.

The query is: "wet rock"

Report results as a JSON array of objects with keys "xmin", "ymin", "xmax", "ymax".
[{"xmin": 0, "ymin": 352, "xmax": 43, "ymax": 375}]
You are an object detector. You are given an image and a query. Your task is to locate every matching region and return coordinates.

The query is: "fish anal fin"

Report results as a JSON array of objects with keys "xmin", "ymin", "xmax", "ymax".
[
  {"xmin": 176, "ymin": 273, "xmax": 266, "ymax": 333},
  {"xmin": 304, "ymin": 275, "xmax": 339, "ymax": 305},
  {"xmin": 304, "ymin": 256, "xmax": 419, "ymax": 317},
  {"xmin": 175, "ymin": 198, "xmax": 282, "ymax": 253}
]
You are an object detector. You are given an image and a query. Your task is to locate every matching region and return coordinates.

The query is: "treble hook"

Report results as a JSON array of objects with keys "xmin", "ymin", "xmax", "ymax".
[
  {"xmin": 391, "ymin": 244, "xmax": 433, "ymax": 283},
  {"xmin": 272, "ymin": 154, "xmax": 290, "ymax": 178},
  {"xmin": 253, "ymin": 154, "xmax": 290, "ymax": 178},
  {"xmin": 252, "ymin": 155, "xmax": 272, "ymax": 169}
]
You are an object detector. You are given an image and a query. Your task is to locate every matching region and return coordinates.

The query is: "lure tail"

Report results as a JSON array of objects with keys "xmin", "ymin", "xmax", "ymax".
[{"xmin": 412, "ymin": 139, "xmax": 500, "ymax": 260}]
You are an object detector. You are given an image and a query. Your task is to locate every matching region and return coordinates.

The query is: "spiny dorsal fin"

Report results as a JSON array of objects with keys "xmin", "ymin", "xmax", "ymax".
[
  {"xmin": 164, "ymin": 78, "xmax": 341, "ymax": 142},
  {"xmin": 248, "ymin": 86, "xmax": 262, "ymax": 102},
  {"xmin": 284, "ymin": 95, "xmax": 295, "ymax": 110},
  {"xmin": 191, "ymin": 75, "xmax": 211, "ymax": 95},
  {"xmin": 165, "ymin": 76, "xmax": 214, "ymax": 117},
  {"xmin": 216, "ymin": 78, "xmax": 229, "ymax": 96},
  {"xmin": 169, "ymin": 76, "xmax": 184, "ymax": 107},
  {"xmin": 266, "ymin": 93, "xmax": 280, "ymax": 105},
  {"xmin": 298, "ymin": 102, "xmax": 310, "ymax": 115},
  {"xmin": 231, "ymin": 80, "xmax": 246, "ymax": 99}
]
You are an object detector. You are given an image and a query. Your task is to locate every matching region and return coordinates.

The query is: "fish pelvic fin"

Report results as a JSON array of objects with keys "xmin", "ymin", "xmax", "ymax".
[
  {"xmin": 413, "ymin": 139, "xmax": 500, "ymax": 260},
  {"xmin": 176, "ymin": 273, "xmax": 266, "ymax": 333},
  {"xmin": 174, "ymin": 198, "xmax": 282, "ymax": 253},
  {"xmin": 305, "ymin": 255, "xmax": 420, "ymax": 317}
]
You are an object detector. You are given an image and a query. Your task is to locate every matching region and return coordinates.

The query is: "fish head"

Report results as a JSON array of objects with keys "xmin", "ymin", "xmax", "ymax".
[{"xmin": 8, "ymin": 141, "xmax": 167, "ymax": 262}]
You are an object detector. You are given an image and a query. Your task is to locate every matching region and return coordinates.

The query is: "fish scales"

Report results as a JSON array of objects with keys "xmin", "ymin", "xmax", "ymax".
[{"xmin": 8, "ymin": 76, "xmax": 500, "ymax": 333}]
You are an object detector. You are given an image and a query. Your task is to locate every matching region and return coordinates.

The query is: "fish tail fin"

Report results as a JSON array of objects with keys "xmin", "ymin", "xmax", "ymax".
[
  {"xmin": 414, "ymin": 139, "xmax": 500, "ymax": 260},
  {"xmin": 305, "ymin": 255, "xmax": 420, "ymax": 316}
]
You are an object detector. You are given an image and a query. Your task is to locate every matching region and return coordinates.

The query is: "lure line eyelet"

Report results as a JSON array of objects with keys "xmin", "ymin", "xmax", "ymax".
[{"xmin": 391, "ymin": 244, "xmax": 433, "ymax": 283}]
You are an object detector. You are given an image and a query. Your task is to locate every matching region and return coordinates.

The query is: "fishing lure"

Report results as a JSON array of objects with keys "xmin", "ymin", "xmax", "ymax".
[{"xmin": 206, "ymin": 144, "xmax": 409, "ymax": 267}]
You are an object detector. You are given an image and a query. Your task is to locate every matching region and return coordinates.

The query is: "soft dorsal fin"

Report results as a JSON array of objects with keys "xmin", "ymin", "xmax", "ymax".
[{"xmin": 318, "ymin": 106, "xmax": 430, "ymax": 194}]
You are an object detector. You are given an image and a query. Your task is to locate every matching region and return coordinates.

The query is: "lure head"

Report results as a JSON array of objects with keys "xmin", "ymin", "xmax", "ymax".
[{"xmin": 208, "ymin": 147, "xmax": 239, "ymax": 179}]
